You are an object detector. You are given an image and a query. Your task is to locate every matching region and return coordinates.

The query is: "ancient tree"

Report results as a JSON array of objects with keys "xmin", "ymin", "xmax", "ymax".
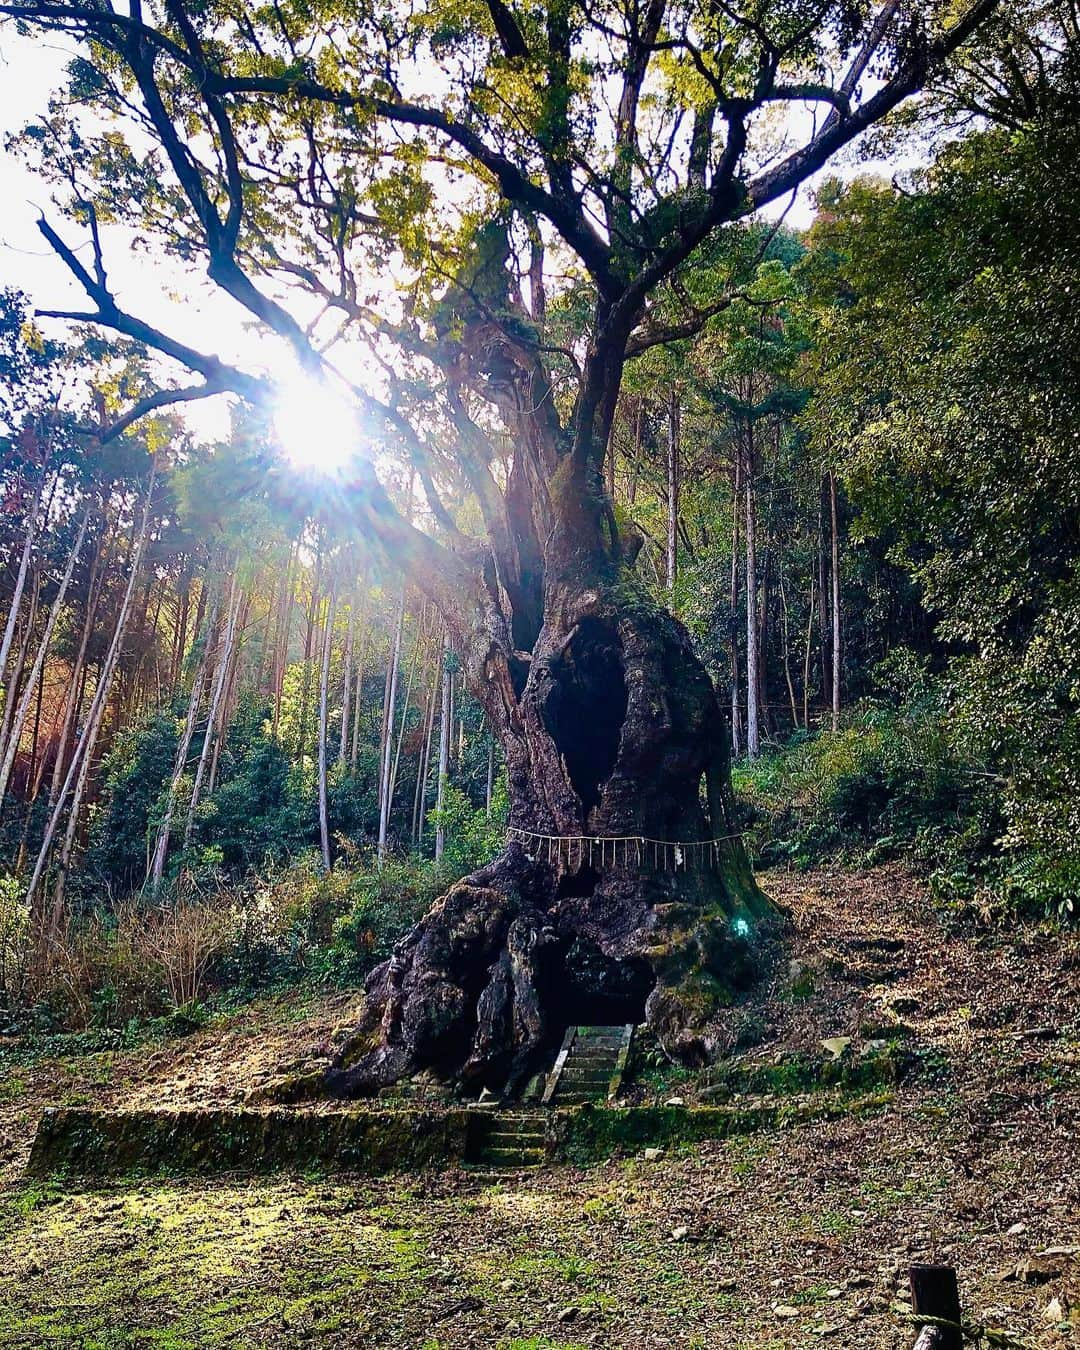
[{"xmin": 2, "ymin": 0, "xmax": 998, "ymax": 1092}]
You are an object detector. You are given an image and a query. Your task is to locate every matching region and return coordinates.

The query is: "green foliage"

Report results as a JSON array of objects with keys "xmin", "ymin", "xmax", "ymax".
[
  {"xmin": 735, "ymin": 662, "xmax": 1079, "ymax": 921},
  {"xmin": 0, "ymin": 874, "xmax": 29, "ymax": 1013},
  {"xmin": 796, "ymin": 54, "xmax": 1080, "ymax": 921},
  {"xmin": 428, "ymin": 778, "xmax": 508, "ymax": 877}
]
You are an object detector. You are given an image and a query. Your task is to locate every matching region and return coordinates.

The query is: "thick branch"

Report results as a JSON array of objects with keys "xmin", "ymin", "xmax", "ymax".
[{"xmin": 748, "ymin": 0, "xmax": 1002, "ymax": 211}]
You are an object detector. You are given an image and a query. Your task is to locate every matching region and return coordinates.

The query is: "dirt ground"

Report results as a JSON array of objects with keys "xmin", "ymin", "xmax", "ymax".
[{"xmin": 0, "ymin": 864, "xmax": 1077, "ymax": 1348}]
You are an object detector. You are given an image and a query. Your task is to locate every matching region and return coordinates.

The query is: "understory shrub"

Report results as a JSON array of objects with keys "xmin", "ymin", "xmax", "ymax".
[
  {"xmin": 735, "ymin": 660, "xmax": 1077, "ymax": 921},
  {"xmin": 0, "ymin": 772, "xmax": 510, "ymax": 1029}
]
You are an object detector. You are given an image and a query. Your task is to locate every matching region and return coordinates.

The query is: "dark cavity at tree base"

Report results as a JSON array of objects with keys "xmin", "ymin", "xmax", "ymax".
[{"xmin": 322, "ymin": 841, "xmax": 779, "ymax": 1099}]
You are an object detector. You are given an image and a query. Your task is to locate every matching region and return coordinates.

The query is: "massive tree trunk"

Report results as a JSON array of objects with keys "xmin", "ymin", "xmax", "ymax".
[{"xmin": 324, "ymin": 474, "xmax": 773, "ymax": 1098}]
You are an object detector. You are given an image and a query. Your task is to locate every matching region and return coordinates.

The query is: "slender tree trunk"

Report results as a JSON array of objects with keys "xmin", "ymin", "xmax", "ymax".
[
  {"xmin": 433, "ymin": 634, "xmax": 451, "ymax": 863},
  {"xmin": 350, "ymin": 616, "xmax": 366, "ymax": 771},
  {"xmin": 486, "ymin": 738, "xmax": 495, "ymax": 817},
  {"xmin": 26, "ymin": 656, "xmax": 46, "ymax": 802},
  {"xmin": 758, "ymin": 544, "xmax": 771, "ymax": 740},
  {"xmin": 744, "ymin": 432, "xmax": 760, "ymax": 759},
  {"xmin": 802, "ymin": 574, "xmax": 816, "ymax": 730},
  {"xmin": 412, "ymin": 653, "xmax": 439, "ymax": 845},
  {"xmin": 208, "ymin": 591, "xmax": 248, "ymax": 794},
  {"xmin": 778, "ymin": 572, "xmax": 798, "ymax": 731},
  {"xmin": 729, "ymin": 449, "xmax": 742, "ymax": 757},
  {"xmin": 0, "ymin": 571, "xmax": 41, "ymax": 764},
  {"xmin": 665, "ymin": 389, "xmax": 679, "ymax": 601},
  {"xmin": 147, "ymin": 595, "xmax": 220, "ymax": 894},
  {"xmin": 338, "ymin": 583, "xmax": 355, "ymax": 766},
  {"xmin": 830, "ymin": 470, "xmax": 842, "ymax": 732},
  {"xmin": 50, "ymin": 530, "xmax": 106, "ymax": 800},
  {"xmin": 417, "ymin": 656, "xmax": 440, "ymax": 846},
  {"xmin": 183, "ymin": 578, "xmax": 240, "ymax": 850},
  {"xmin": 318, "ymin": 582, "xmax": 336, "ymax": 872},
  {"xmin": 817, "ymin": 477, "xmax": 830, "ymax": 709},
  {"xmin": 170, "ymin": 572, "xmax": 191, "ymax": 691},
  {"xmin": 0, "ymin": 470, "xmax": 46, "ymax": 690},
  {"xmin": 297, "ymin": 541, "xmax": 323, "ymax": 759},
  {"xmin": 271, "ymin": 544, "xmax": 296, "ymax": 738},
  {"xmin": 0, "ymin": 509, "xmax": 90, "ymax": 805},
  {"xmin": 387, "ymin": 617, "xmax": 422, "ymax": 836},
  {"xmin": 377, "ymin": 587, "xmax": 406, "ymax": 861},
  {"xmin": 27, "ymin": 474, "xmax": 155, "ymax": 929}
]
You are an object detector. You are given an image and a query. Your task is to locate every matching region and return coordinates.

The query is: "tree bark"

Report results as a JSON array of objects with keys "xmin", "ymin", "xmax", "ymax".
[{"xmin": 321, "ymin": 532, "xmax": 774, "ymax": 1099}]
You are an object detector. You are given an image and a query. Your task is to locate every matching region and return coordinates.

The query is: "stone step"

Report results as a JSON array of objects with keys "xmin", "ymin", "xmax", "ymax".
[
  {"xmin": 485, "ymin": 1131, "xmax": 545, "ymax": 1147},
  {"xmin": 476, "ymin": 1145, "xmax": 545, "ymax": 1167}
]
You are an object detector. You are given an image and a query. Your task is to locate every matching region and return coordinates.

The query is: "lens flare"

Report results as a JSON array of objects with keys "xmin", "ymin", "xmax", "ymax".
[{"xmin": 274, "ymin": 375, "xmax": 359, "ymax": 474}]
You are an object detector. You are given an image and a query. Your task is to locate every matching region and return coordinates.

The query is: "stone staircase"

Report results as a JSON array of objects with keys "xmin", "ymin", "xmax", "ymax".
[
  {"xmin": 542, "ymin": 1024, "xmax": 634, "ymax": 1106},
  {"xmin": 466, "ymin": 1112, "xmax": 548, "ymax": 1172}
]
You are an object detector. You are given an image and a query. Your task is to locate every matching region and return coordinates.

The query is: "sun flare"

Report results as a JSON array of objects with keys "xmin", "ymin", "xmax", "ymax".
[{"xmin": 273, "ymin": 375, "xmax": 359, "ymax": 474}]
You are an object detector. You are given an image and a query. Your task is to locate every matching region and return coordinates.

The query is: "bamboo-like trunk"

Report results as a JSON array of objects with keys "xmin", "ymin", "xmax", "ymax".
[{"xmin": 0, "ymin": 508, "xmax": 90, "ymax": 805}]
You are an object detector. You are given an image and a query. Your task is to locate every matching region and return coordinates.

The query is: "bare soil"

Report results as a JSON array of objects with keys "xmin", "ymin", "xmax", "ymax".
[{"xmin": 0, "ymin": 864, "xmax": 1077, "ymax": 1348}]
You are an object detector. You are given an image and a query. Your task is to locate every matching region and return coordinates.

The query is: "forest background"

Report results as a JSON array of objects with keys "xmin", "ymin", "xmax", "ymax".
[{"xmin": 0, "ymin": 0, "xmax": 1077, "ymax": 1035}]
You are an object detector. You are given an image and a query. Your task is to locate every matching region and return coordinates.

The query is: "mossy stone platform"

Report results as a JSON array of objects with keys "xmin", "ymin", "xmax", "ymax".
[{"xmin": 26, "ymin": 1092, "xmax": 889, "ymax": 1178}]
